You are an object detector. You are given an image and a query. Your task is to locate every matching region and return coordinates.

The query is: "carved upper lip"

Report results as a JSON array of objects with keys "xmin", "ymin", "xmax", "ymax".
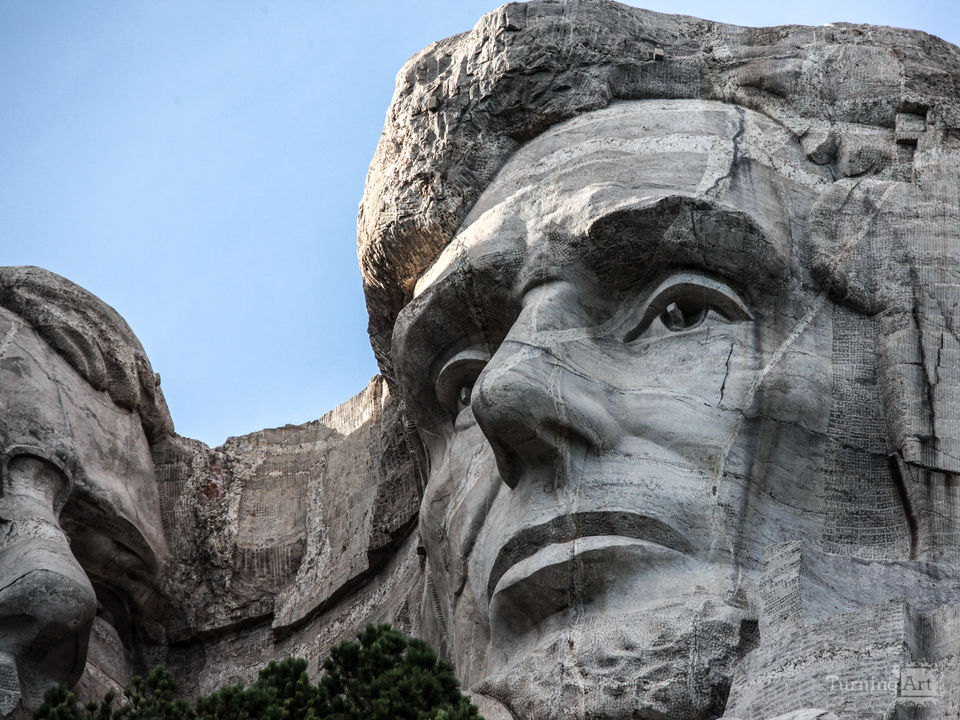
[{"xmin": 486, "ymin": 510, "xmax": 693, "ymax": 601}]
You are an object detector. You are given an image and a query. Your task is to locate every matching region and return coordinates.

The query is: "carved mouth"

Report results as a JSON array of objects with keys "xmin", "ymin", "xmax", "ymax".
[{"xmin": 487, "ymin": 511, "xmax": 693, "ymax": 601}]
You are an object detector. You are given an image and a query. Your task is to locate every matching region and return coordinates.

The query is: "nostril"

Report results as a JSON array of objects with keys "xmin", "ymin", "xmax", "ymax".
[
  {"xmin": 0, "ymin": 562, "xmax": 97, "ymax": 705},
  {"xmin": 486, "ymin": 437, "xmax": 523, "ymax": 489}
]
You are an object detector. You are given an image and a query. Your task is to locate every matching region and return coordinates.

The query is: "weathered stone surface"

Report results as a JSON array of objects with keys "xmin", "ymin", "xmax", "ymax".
[
  {"xmin": 358, "ymin": 2, "xmax": 960, "ymax": 718},
  {"xmin": 0, "ymin": 270, "xmax": 422, "ymax": 716},
  {"xmin": 6, "ymin": 2, "xmax": 960, "ymax": 720},
  {"xmin": 359, "ymin": 0, "xmax": 960, "ymax": 384},
  {"xmin": 0, "ymin": 268, "xmax": 171, "ymax": 719},
  {"xmin": 152, "ymin": 375, "xmax": 422, "ymax": 654},
  {"xmin": 0, "ymin": 267, "xmax": 173, "ymax": 443},
  {"xmin": 726, "ymin": 542, "xmax": 960, "ymax": 717},
  {"xmin": 162, "ymin": 532, "xmax": 423, "ymax": 698}
]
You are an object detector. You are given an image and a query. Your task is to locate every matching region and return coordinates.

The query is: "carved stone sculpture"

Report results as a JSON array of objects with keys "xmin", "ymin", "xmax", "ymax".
[
  {"xmin": 358, "ymin": 1, "xmax": 960, "ymax": 717},
  {"xmin": 5, "ymin": 2, "xmax": 960, "ymax": 719},
  {"xmin": 0, "ymin": 266, "xmax": 424, "ymax": 715},
  {"xmin": 0, "ymin": 266, "xmax": 172, "ymax": 718}
]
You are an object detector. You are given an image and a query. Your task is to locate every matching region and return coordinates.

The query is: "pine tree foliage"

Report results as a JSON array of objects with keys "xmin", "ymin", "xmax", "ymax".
[
  {"xmin": 34, "ymin": 625, "xmax": 482, "ymax": 720},
  {"xmin": 315, "ymin": 624, "xmax": 480, "ymax": 720}
]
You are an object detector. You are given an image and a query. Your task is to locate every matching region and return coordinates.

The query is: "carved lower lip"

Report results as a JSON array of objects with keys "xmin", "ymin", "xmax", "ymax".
[{"xmin": 486, "ymin": 511, "xmax": 693, "ymax": 601}]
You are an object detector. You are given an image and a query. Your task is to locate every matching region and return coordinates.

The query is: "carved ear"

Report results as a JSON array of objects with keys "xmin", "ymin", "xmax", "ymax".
[{"xmin": 0, "ymin": 446, "xmax": 74, "ymax": 518}]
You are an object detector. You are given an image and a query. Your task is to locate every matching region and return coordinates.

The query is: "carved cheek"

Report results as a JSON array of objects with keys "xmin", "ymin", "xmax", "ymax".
[
  {"xmin": 421, "ymin": 424, "xmax": 487, "ymax": 540},
  {"xmin": 421, "ymin": 423, "xmax": 501, "ymax": 602},
  {"xmin": 569, "ymin": 325, "xmax": 756, "ymax": 462}
]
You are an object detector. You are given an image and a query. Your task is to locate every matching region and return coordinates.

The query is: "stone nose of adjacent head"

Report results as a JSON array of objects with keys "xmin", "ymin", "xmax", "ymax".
[
  {"xmin": 0, "ymin": 452, "xmax": 97, "ymax": 702},
  {"xmin": 470, "ymin": 287, "xmax": 623, "ymax": 489},
  {"xmin": 0, "ymin": 562, "xmax": 97, "ymax": 693}
]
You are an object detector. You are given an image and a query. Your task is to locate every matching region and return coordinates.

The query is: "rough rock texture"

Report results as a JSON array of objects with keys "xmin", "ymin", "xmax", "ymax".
[
  {"xmin": 358, "ymin": 0, "xmax": 960, "ymax": 385},
  {"xmin": 0, "ymin": 263, "xmax": 424, "ymax": 718},
  {"xmin": 726, "ymin": 542, "xmax": 960, "ymax": 718},
  {"xmin": 358, "ymin": 2, "xmax": 960, "ymax": 719},
  {"xmin": 6, "ymin": 3, "xmax": 960, "ymax": 720},
  {"xmin": 167, "ymin": 534, "xmax": 423, "ymax": 698},
  {"xmin": 150, "ymin": 376, "xmax": 423, "ymax": 686}
]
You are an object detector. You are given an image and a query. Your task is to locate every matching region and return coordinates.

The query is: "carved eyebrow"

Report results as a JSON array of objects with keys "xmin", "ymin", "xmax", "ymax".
[
  {"xmin": 392, "ymin": 282, "xmax": 463, "ymax": 377},
  {"xmin": 581, "ymin": 194, "xmax": 790, "ymax": 292},
  {"xmin": 392, "ymin": 254, "xmax": 518, "ymax": 383}
]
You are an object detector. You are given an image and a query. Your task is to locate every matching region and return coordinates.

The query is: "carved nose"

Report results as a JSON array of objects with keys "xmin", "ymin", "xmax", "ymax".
[
  {"xmin": 0, "ymin": 559, "xmax": 96, "ymax": 688},
  {"xmin": 0, "ymin": 531, "xmax": 97, "ymax": 702},
  {"xmin": 471, "ymin": 340, "xmax": 622, "ymax": 488},
  {"xmin": 0, "ymin": 451, "xmax": 97, "ymax": 704}
]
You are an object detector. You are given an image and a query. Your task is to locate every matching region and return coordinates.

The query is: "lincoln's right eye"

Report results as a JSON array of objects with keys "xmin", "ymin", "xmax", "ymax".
[
  {"xmin": 435, "ymin": 347, "xmax": 491, "ymax": 420},
  {"xmin": 624, "ymin": 272, "xmax": 753, "ymax": 343}
]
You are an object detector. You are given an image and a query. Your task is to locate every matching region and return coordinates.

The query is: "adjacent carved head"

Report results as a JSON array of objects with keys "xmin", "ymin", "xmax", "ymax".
[
  {"xmin": 359, "ymin": 2, "xmax": 960, "ymax": 717},
  {"xmin": 0, "ymin": 267, "xmax": 171, "ymax": 717}
]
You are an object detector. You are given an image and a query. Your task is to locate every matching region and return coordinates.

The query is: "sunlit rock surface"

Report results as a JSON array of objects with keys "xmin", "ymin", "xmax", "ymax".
[
  {"xmin": 5, "ymin": 1, "xmax": 960, "ymax": 719},
  {"xmin": 358, "ymin": 1, "xmax": 960, "ymax": 718}
]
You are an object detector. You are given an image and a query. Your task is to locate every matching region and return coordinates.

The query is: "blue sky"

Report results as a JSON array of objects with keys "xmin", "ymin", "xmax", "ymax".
[{"xmin": 3, "ymin": 1, "xmax": 959, "ymax": 447}]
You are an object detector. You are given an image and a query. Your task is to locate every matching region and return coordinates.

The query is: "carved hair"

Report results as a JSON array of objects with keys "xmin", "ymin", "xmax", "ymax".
[
  {"xmin": 358, "ymin": 0, "xmax": 960, "ymax": 387},
  {"xmin": 0, "ymin": 265, "xmax": 173, "ymax": 444}
]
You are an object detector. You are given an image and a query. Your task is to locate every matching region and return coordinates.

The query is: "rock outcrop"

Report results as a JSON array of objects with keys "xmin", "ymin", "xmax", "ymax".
[
  {"xmin": 5, "ymin": 2, "xmax": 960, "ymax": 719},
  {"xmin": 149, "ymin": 376, "xmax": 423, "ymax": 695}
]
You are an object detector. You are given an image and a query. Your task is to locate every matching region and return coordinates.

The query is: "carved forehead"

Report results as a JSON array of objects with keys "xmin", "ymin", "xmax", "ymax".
[
  {"xmin": 459, "ymin": 100, "xmax": 826, "ymax": 233},
  {"xmin": 0, "ymin": 306, "xmax": 167, "ymax": 569},
  {"xmin": 0, "ymin": 265, "xmax": 173, "ymax": 444},
  {"xmin": 415, "ymin": 100, "xmax": 828, "ymax": 300},
  {"xmin": 0, "ymin": 304, "xmax": 148, "ymax": 482},
  {"xmin": 0, "ymin": 307, "xmax": 75, "ymax": 452}
]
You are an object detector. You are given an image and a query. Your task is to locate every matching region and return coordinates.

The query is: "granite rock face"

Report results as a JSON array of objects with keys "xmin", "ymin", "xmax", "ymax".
[
  {"xmin": 0, "ymin": 268, "xmax": 423, "ymax": 717},
  {"xmin": 147, "ymin": 375, "xmax": 424, "ymax": 697},
  {"xmin": 359, "ymin": 1, "xmax": 960, "ymax": 718},
  {"xmin": 5, "ymin": 2, "xmax": 960, "ymax": 720}
]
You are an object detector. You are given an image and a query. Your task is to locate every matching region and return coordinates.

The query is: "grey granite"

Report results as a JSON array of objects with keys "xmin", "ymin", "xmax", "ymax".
[{"xmin": 5, "ymin": 2, "xmax": 960, "ymax": 719}]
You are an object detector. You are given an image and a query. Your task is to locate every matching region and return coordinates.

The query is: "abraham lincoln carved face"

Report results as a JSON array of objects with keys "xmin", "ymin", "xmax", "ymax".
[
  {"xmin": 357, "ymin": 2, "xmax": 960, "ymax": 716},
  {"xmin": 390, "ymin": 99, "xmax": 845, "ymax": 718}
]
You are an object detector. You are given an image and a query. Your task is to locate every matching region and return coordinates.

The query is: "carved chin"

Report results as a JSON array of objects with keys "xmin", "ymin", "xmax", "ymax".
[{"xmin": 474, "ymin": 597, "xmax": 756, "ymax": 720}]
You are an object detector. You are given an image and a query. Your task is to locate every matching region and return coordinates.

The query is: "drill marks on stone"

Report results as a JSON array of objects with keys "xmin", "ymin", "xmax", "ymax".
[
  {"xmin": 912, "ymin": 183, "xmax": 960, "ymax": 471},
  {"xmin": 821, "ymin": 309, "xmax": 909, "ymax": 560},
  {"xmin": 429, "ymin": 576, "xmax": 448, "ymax": 638},
  {"xmin": 236, "ymin": 464, "xmax": 308, "ymax": 550},
  {"xmin": 0, "ymin": 652, "xmax": 20, "ymax": 718},
  {"xmin": 710, "ymin": 293, "xmax": 826, "ymax": 575},
  {"xmin": 233, "ymin": 544, "xmax": 305, "ymax": 591},
  {"xmin": 714, "ymin": 179, "xmax": 902, "ymax": 568}
]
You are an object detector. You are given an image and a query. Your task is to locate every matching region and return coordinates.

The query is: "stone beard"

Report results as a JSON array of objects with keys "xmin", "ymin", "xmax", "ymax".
[{"xmin": 390, "ymin": 99, "xmax": 913, "ymax": 719}]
